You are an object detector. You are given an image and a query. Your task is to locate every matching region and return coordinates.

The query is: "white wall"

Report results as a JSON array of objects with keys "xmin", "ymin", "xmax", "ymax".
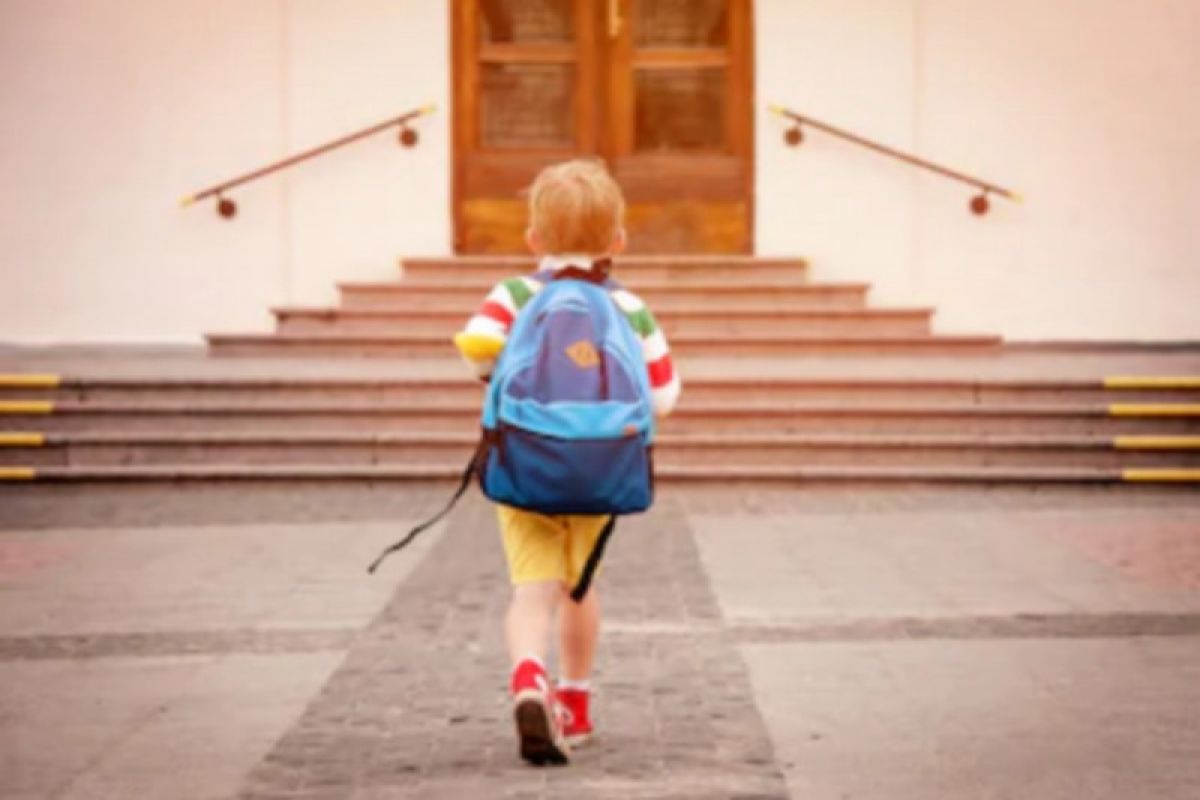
[
  {"xmin": 0, "ymin": 0, "xmax": 450, "ymax": 344},
  {"xmin": 283, "ymin": 0, "xmax": 450, "ymax": 308},
  {"xmin": 757, "ymin": 0, "xmax": 1200, "ymax": 340}
]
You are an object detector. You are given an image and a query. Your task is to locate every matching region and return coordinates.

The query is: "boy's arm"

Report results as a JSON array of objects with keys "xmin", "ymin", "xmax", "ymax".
[
  {"xmin": 453, "ymin": 279, "xmax": 525, "ymax": 380},
  {"xmin": 644, "ymin": 324, "xmax": 681, "ymax": 417},
  {"xmin": 613, "ymin": 290, "xmax": 681, "ymax": 417}
]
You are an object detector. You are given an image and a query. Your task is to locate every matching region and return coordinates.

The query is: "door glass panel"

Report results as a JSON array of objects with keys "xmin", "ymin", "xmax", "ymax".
[
  {"xmin": 479, "ymin": 0, "xmax": 574, "ymax": 44},
  {"xmin": 634, "ymin": 67, "xmax": 725, "ymax": 150},
  {"xmin": 635, "ymin": 0, "xmax": 727, "ymax": 48},
  {"xmin": 481, "ymin": 63, "xmax": 576, "ymax": 149}
]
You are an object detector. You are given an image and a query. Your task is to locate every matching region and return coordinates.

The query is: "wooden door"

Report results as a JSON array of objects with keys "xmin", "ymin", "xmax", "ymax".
[{"xmin": 453, "ymin": 0, "xmax": 753, "ymax": 254}]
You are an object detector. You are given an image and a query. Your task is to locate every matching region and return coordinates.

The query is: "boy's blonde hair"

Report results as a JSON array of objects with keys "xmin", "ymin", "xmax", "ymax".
[{"xmin": 527, "ymin": 159, "xmax": 625, "ymax": 255}]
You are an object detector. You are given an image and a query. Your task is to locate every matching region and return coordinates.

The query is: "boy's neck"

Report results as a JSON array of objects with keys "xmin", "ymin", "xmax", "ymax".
[{"xmin": 538, "ymin": 254, "xmax": 608, "ymax": 273}]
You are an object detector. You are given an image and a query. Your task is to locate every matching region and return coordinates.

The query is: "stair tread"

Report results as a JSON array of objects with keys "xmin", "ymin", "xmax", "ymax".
[
  {"xmin": 400, "ymin": 255, "xmax": 808, "ymax": 267},
  {"xmin": 17, "ymin": 464, "xmax": 1198, "ymax": 484},
  {"xmin": 8, "ymin": 375, "xmax": 1199, "ymax": 391},
  {"xmin": 17, "ymin": 431, "xmax": 1200, "ymax": 448},
  {"xmin": 11, "ymin": 348, "xmax": 1196, "ymax": 381},
  {"xmin": 8, "ymin": 399, "xmax": 1200, "ymax": 416},
  {"xmin": 341, "ymin": 280, "xmax": 866, "ymax": 292},
  {"xmin": 273, "ymin": 306, "xmax": 934, "ymax": 318},
  {"xmin": 208, "ymin": 332, "xmax": 1000, "ymax": 344}
]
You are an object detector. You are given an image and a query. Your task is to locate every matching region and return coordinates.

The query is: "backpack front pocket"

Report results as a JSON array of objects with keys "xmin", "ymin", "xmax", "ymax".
[{"xmin": 479, "ymin": 424, "xmax": 652, "ymax": 515}]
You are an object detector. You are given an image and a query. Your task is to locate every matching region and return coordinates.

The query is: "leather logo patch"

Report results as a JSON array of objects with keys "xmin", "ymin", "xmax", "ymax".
[{"xmin": 565, "ymin": 340, "xmax": 600, "ymax": 368}]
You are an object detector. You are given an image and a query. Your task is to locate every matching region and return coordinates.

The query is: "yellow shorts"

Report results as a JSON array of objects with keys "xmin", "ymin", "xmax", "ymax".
[{"xmin": 497, "ymin": 504, "xmax": 612, "ymax": 586}]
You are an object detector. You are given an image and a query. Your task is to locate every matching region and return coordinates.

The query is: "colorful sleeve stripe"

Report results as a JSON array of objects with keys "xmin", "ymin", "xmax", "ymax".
[
  {"xmin": 463, "ymin": 280, "xmax": 528, "ymax": 337},
  {"xmin": 478, "ymin": 300, "xmax": 514, "ymax": 327},
  {"xmin": 611, "ymin": 288, "xmax": 679, "ymax": 415},
  {"xmin": 611, "ymin": 290, "xmax": 668, "ymax": 359},
  {"xmin": 634, "ymin": 331, "xmax": 667, "ymax": 374},
  {"xmin": 458, "ymin": 277, "xmax": 545, "ymax": 376},
  {"xmin": 647, "ymin": 354, "xmax": 675, "ymax": 388},
  {"xmin": 502, "ymin": 277, "xmax": 537, "ymax": 310},
  {"xmin": 650, "ymin": 369, "xmax": 682, "ymax": 417},
  {"xmin": 611, "ymin": 290, "xmax": 657, "ymax": 337}
]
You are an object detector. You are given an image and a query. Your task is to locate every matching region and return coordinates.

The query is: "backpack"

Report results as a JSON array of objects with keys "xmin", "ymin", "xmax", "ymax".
[
  {"xmin": 478, "ymin": 265, "xmax": 655, "ymax": 514},
  {"xmin": 368, "ymin": 261, "xmax": 656, "ymax": 601}
]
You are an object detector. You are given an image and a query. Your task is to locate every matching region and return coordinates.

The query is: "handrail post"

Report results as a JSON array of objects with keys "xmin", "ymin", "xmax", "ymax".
[{"xmin": 769, "ymin": 104, "xmax": 1022, "ymax": 216}]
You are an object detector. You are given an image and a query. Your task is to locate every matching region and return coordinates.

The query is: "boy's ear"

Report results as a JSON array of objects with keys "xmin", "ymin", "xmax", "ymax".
[
  {"xmin": 525, "ymin": 227, "xmax": 544, "ymax": 254},
  {"xmin": 610, "ymin": 228, "xmax": 628, "ymax": 255}
]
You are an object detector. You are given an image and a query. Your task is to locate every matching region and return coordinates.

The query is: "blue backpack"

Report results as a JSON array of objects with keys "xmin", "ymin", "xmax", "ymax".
[
  {"xmin": 477, "ymin": 265, "xmax": 655, "ymax": 514},
  {"xmin": 369, "ymin": 261, "xmax": 655, "ymax": 601}
]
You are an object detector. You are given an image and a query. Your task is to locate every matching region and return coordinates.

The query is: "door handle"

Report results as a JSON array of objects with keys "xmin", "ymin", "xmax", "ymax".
[{"xmin": 608, "ymin": 0, "xmax": 623, "ymax": 39}]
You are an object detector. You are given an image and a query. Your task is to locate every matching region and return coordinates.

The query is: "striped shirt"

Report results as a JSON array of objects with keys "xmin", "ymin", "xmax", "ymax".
[{"xmin": 457, "ymin": 255, "xmax": 682, "ymax": 417}]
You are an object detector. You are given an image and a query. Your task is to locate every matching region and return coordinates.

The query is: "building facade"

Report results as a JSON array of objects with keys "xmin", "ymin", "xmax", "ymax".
[{"xmin": 2, "ymin": 0, "xmax": 1198, "ymax": 343}]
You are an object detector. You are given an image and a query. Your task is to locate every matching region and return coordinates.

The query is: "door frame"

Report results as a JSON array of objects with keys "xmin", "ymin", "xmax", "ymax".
[{"xmin": 450, "ymin": 0, "xmax": 755, "ymax": 253}]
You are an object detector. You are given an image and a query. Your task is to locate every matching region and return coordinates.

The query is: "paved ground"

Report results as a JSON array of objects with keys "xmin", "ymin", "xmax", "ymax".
[{"xmin": 2, "ymin": 486, "xmax": 1199, "ymax": 799}]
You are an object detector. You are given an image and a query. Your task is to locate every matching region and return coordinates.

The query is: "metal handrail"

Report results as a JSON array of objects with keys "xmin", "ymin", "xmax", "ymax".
[
  {"xmin": 769, "ymin": 104, "xmax": 1021, "ymax": 215},
  {"xmin": 181, "ymin": 104, "xmax": 436, "ymax": 219}
]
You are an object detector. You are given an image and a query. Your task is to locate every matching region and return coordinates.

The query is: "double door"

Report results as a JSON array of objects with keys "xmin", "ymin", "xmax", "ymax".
[{"xmin": 453, "ymin": 0, "xmax": 754, "ymax": 253}]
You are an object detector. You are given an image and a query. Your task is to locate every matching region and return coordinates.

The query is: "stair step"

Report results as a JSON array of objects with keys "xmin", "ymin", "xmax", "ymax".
[
  {"xmin": 5, "ymin": 432, "xmax": 1199, "ymax": 470},
  {"xmin": 273, "ymin": 307, "xmax": 934, "ymax": 336},
  {"xmin": 4, "ymin": 463, "xmax": 1198, "ymax": 485},
  {"xmin": 400, "ymin": 255, "xmax": 810, "ymax": 284},
  {"xmin": 206, "ymin": 332, "xmax": 1002, "ymax": 358},
  {"xmin": 4, "ymin": 401, "xmax": 1199, "ymax": 434},
  {"xmin": 662, "ymin": 466, "xmax": 1200, "ymax": 484},
  {"xmin": 339, "ymin": 281, "xmax": 870, "ymax": 310},
  {"xmin": 5, "ymin": 376, "xmax": 1197, "ymax": 406}
]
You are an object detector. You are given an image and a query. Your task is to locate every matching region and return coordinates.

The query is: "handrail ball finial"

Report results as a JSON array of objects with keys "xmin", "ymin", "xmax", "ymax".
[
  {"xmin": 217, "ymin": 195, "xmax": 237, "ymax": 220},
  {"xmin": 784, "ymin": 125, "xmax": 804, "ymax": 147},
  {"xmin": 970, "ymin": 192, "xmax": 990, "ymax": 216},
  {"xmin": 399, "ymin": 126, "xmax": 419, "ymax": 148}
]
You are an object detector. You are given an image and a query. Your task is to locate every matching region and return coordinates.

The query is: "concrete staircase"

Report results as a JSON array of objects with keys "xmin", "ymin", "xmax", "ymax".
[{"xmin": 3, "ymin": 255, "xmax": 1199, "ymax": 486}]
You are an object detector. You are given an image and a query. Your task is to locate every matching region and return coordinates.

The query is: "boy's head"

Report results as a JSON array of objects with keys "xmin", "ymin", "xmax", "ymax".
[{"xmin": 526, "ymin": 159, "xmax": 626, "ymax": 256}]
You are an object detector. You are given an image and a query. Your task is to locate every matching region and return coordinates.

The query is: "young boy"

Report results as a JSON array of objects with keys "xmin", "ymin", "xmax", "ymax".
[{"xmin": 453, "ymin": 159, "xmax": 681, "ymax": 765}]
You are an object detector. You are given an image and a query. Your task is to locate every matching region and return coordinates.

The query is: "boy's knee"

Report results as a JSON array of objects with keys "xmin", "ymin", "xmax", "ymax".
[{"xmin": 514, "ymin": 580, "xmax": 564, "ymax": 605}]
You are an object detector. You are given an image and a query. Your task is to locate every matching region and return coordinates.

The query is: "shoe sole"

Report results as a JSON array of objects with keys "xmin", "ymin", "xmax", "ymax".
[
  {"xmin": 564, "ymin": 731, "xmax": 592, "ymax": 748},
  {"xmin": 514, "ymin": 693, "xmax": 570, "ymax": 766}
]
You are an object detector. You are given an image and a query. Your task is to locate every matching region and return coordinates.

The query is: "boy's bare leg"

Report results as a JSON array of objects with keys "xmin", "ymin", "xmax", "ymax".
[
  {"xmin": 506, "ymin": 581, "xmax": 562, "ymax": 665},
  {"xmin": 558, "ymin": 587, "xmax": 600, "ymax": 681}
]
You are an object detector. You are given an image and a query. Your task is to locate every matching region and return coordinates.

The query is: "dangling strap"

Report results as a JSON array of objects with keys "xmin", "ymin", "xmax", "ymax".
[
  {"xmin": 569, "ymin": 515, "xmax": 617, "ymax": 602},
  {"xmin": 366, "ymin": 438, "xmax": 486, "ymax": 574}
]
